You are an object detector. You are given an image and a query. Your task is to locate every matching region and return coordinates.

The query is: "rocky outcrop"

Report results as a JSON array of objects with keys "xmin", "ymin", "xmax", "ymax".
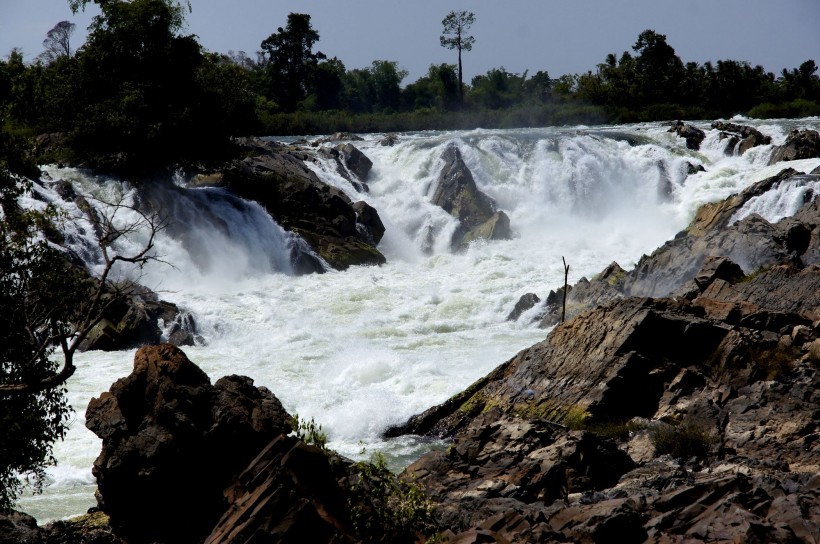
[
  {"xmin": 391, "ymin": 263, "xmax": 820, "ymax": 541},
  {"xmin": 317, "ymin": 143, "xmax": 373, "ymax": 192},
  {"xmin": 769, "ymin": 128, "xmax": 820, "ymax": 165},
  {"xmin": 432, "ymin": 145, "xmax": 513, "ymax": 250},
  {"xmin": 203, "ymin": 436, "xmax": 359, "ymax": 544},
  {"xmin": 211, "ymin": 140, "xmax": 386, "ymax": 271},
  {"xmin": 711, "ymin": 121, "xmax": 772, "ymax": 155},
  {"xmin": 79, "ymin": 288, "xmax": 199, "ymax": 351},
  {"xmin": 534, "ymin": 168, "xmax": 819, "ymax": 326},
  {"xmin": 85, "ymin": 344, "xmax": 292, "ymax": 544},
  {"xmin": 669, "ymin": 121, "xmax": 705, "ymax": 150},
  {"xmin": 0, "ymin": 510, "xmax": 122, "ymax": 544}
]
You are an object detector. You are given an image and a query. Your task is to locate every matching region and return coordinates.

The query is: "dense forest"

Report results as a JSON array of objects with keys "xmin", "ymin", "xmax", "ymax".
[{"xmin": 1, "ymin": 0, "xmax": 819, "ymax": 173}]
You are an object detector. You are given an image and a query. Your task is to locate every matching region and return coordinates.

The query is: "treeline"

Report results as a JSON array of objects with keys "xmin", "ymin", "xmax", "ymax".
[{"xmin": 1, "ymin": 1, "xmax": 819, "ymax": 173}]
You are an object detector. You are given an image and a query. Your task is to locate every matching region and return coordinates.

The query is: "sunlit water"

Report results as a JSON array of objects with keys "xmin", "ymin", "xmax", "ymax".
[{"xmin": 16, "ymin": 117, "xmax": 820, "ymax": 523}]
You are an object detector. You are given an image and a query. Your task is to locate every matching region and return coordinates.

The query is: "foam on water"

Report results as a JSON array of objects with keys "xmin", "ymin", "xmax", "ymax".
[{"xmin": 15, "ymin": 119, "xmax": 820, "ymax": 522}]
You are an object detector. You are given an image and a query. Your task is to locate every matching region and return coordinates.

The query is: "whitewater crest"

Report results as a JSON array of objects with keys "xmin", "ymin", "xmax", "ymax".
[{"xmin": 14, "ymin": 118, "xmax": 820, "ymax": 523}]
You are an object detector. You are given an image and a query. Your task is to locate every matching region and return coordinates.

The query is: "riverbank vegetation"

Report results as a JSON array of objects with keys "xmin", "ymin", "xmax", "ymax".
[
  {"xmin": 1, "ymin": 0, "xmax": 819, "ymax": 163},
  {"xmin": 0, "ymin": 0, "xmax": 820, "ymax": 171}
]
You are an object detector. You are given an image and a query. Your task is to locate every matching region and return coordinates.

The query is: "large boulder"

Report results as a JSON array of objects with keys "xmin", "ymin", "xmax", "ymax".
[
  {"xmin": 432, "ymin": 145, "xmax": 513, "ymax": 249},
  {"xmin": 769, "ymin": 128, "xmax": 820, "ymax": 165},
  {"xmin": 85, "ymin": 344, "xmax": 291, "ymax": 544},
  {"xmin": 216, "ymin": 146, "xmax": 386, "ymax": 271},
  {"xmin": 316, "ymin": 143, "xmax": 373, "ymax": 192}
]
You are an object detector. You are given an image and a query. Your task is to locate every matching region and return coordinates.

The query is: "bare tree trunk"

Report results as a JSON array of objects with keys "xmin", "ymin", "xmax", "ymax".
[{"xmin": 561, "ymin": 256, "xmax": 570, "ymax": 323}]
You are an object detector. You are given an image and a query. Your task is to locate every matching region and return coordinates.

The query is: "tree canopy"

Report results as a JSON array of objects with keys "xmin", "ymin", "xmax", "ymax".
[{"xmin": 440, "ymin": 10, "xmax": 476, "ymax": 105}]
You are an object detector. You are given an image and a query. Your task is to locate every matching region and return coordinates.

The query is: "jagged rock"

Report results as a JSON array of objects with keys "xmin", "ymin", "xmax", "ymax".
[
  {"xmin": 669, "ymin": 121, "xmax": 705, "ymax": 150},
  {"xmin": 316, "ymin": 143, "xmax": 372, "ymax": 191},
  {"xmin": 204, "ymin": 436, "xmax": 359, "ymax": 544},
  {"xmin": 535, "ymin": 168, "xmax": 817, "ymax": 325},
  {"xmin": 352, "ymin": 200, "xmax": 385, "ymax": 245},
  {"xmin": 506, "ymin": 292, "xmax": 541, "ymax": 322},
  {"xmin": 85, "ymin": 344, "xmax": 291, "ymax": 544},
  {"xmin": 219, "ymin": 150, "xmax": 386, "ymax": 270},
  {"xmin": 79, "ymin": 290, "xmax": 198, "ymax": 352},
  {"xmin": 693, "ymin": 255, "xmax": 746, "ymax": 291},
  {"xmin": 432, "ymin": 144, "xmax": 513, "ymax": 249},
  {"xmin": 769, "ymin": 128, "xmax": 820, "ymax": 165},
  {"xmin": 711, "ymin": 121, "xmax": 772, "ymax": 155}
]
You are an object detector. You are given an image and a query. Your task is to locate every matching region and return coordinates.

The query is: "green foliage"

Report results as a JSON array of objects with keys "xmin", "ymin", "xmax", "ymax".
[
  {"xmin": 290, "ymin": 414, "xmax": 328, "ymax": 452},
  {"xmin": 648, "ymin": 418, "xmax": 715, "ymax": 460},
  {"xmin": 259, "ymin": 13, "xmax": 325, "ymax": 113},
  {"xmin": 0, "ymin": 126, "xmax": 80, "ymax": 511},
  {"xmin": 349, "ymin": 452, "xmax": 440, "ymax": 543}
]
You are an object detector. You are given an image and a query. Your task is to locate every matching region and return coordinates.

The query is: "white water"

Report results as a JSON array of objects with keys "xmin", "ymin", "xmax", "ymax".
[{"xmin": 15, "ymin": 117, "xmax": 820, "ymax": 523}]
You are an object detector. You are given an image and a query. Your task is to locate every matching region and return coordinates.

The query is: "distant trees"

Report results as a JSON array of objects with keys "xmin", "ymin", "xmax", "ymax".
[{"xmin": 440, "ymin": 10, "xmax": 475, "ymax": 105}]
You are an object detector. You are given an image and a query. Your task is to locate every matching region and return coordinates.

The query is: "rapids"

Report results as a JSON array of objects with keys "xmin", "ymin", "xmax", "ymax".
[{"xmin": 16, "ymin": 117, "xmax": 820, "ymax": 522}]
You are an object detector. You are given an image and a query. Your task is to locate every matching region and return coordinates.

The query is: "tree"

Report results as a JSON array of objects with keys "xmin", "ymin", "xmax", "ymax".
[
  {"xmin": 37, "ymin": 21, "xmax": 76, "ymax": 64},
  {"xmin": 631, "ymin": 29, "xmax": 684, "ymax": 105},
  {"xmin": 0, "ymin": 118, "xmax": 163, "ymax": 509},
  {"xmin": 259, "ymin": 13, "xmax": 326, "ymax": 112},
  {"xmin": 440, "ymin": 10, "xmax": 475, "ymax": 105}
]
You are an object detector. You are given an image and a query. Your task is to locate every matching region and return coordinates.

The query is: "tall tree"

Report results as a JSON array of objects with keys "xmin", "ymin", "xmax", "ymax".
[
  {"xmin": 440, "ymin": 10, "xmax": 475, "ymax": 105},
  {"xmin": 37, "ymin": 21, "xmax": 76, "ymax": 64},
  {"xmin": 259, "ymin": 13, "xmax": 325, "ymax": 112},
  {"xmin": 632, "ymin": 29, "xmax": 683, "ymax": 105}
]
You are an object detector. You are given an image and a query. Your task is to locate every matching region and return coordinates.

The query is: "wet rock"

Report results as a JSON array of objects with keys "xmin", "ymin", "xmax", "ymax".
[
  {"xmin": 769, "ymin": 128, "xmax": 820, "ymax": 165},
  {"xmin": 711, "ymin": 121, "xmax": 772, "ymax": 156},
  {"xmin": 85, "ymin": 344, "xmax": 291, "ymax": 544},
  {"xmin": 669, "ymin": 121, "xmax": 705, "ymax": 150},
  {"xmin": 506, "ymin": 292, "xmax": 541, "ymax": 322},
  {"xmin": 219, "ymin": 149, "xmax": 386, "ymax": 270},
  {"xmin": 379, "ymin": 133, "xmax": 399, "ymax": 146},
  {"xmin": 316, "ymin": 143, "xmax": 372, "ymax": 191},
  {"xmin": 432, "ymin": 144, "xmax": 513, "ymax": 249}
]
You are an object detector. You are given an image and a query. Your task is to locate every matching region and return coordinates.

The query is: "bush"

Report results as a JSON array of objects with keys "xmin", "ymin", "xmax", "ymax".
[{"xmin": 648, "ymin": 418, "xmax": 715, "ymax": 460}]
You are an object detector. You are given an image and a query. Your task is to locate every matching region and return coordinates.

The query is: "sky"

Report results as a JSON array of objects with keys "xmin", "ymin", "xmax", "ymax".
[{"xmin": 1, "ymin": 0, "xmax": 818, "ymax": 85}]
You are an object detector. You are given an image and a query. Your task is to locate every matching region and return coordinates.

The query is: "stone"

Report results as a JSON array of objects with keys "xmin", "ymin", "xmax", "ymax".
[
  {"xmin": 669, "ymin": 121, "xmax": 705, "ymax": 150},
  {"xmin": 432, "ymin": 144, "xmax": 513, "ymax": 250},
  {"xmin": 85, "ymin": 344, "xmax": 291, "ymax": 544},
  {"xmin": 506, "ymin": 292, "xmax": 541, "ymax": 322},
  {"xmin": 769, "ymin": 129, "xmax": 820, "ymax": 165}
]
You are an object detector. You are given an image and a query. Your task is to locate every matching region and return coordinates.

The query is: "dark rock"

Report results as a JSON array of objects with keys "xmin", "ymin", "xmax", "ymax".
[
  {"xmin": 379, "ymin": 133, "xmax": 399, "ymax": 146},
  {"xmin": 316, "ymin": 144, "xmax": 372, "ymax": 191},
  {"xmin": 312, "ymin": 132, "xmax": 363, "ymax": 145},
  {"xmin": 669, "ymin": 121, "xmax": 705, "ymax": 150},
  {"xmin": 711, "ymin": 122, "xmax": 772, "ymax": 156},
  {"xmin": 219, "ymin": 150, "xmax": 386, "ymax": 270},
  {"xmin": 686, "ymin": 161, "xmax": 706, "ymax": 176},
  {"xmin": 769, "ymin": 128, "xmax": 820, "ymax": 165},
  {"xmin": 79, "ymin": 290, "xmax": 199, "ymax": 352},
  {"xmin": 432, "ymin": 144, "xmax": 513, "ymax": 249},
  {"xmin": 352, "ymin": 200, "xmax": 385, "ymax": 245},
  {"xmin": 693, "ymin": 256, "xmax": 746, "ymax": 291},
  {"xmin": 85, "ymin": 344, "xmax": 291, "ymax": 544},
  {"xmin": 204, "ymin": 436, "xmax": 359, "ymax": 544},
  {"xmin": 506, "ymin": 292, "xmax": 541, "ymax": 322}
]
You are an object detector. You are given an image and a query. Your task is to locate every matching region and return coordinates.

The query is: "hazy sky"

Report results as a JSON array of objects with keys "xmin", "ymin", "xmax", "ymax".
[{"xmin": 1, "ymin": 0, "xmax": 818, "ymax": 84}]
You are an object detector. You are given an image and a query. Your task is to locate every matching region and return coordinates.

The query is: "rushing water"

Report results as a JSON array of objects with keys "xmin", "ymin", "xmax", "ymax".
[{"xmin": 16, "ymin": 117, "xmax": 820, "ymax": 522}]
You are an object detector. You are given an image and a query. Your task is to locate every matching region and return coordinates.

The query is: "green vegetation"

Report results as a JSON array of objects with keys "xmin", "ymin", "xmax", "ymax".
[
  {"xmin": 0, "ymin": 5, "xmax": 816, "ymax": 176},
  {"xmin": 290, "ymin": 413, "xmax": 329, "ymax": 452},
  {"xmin": 349, "ymin": 452, "xmax": 440, "ymax": 543}
]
